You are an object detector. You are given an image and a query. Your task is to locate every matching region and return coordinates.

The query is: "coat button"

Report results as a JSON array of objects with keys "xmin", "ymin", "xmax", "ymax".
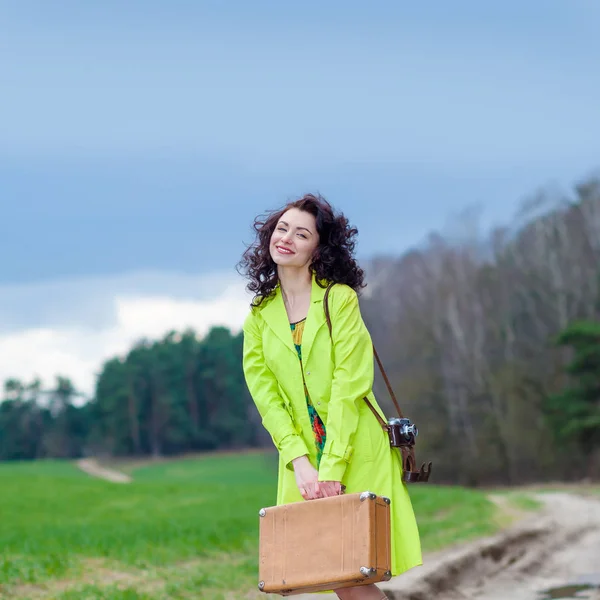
[
  {"xmin": 306, "ymin": 372, "xmax": 311, "ymax": 375},
  {"xmin": 317, "ymin": 401, "xmax": 321, "ymax": 405}
]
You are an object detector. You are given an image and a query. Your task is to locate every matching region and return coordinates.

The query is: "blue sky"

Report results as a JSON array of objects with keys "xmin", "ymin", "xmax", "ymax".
[{"xmin": 1, "ymin": 0, "xmax": 599, "ymax": 393}]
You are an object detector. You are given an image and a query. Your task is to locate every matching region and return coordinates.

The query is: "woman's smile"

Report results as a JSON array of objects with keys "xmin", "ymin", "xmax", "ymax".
[{"xmin": 276, "ymin": 245, "xmax": 295, "ymax": 255}]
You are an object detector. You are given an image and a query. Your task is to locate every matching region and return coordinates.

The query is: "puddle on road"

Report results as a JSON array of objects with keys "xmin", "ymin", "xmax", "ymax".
[
  {"xmin": 540, "ymin": 584, "xmax": 595, "ymax": 599},
  {"xmin": 539, "ymin": 575, "xmax": 600, "ymax": 599}
]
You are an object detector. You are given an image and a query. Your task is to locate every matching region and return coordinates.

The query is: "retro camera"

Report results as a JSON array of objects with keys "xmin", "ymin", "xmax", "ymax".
[{"xmin": 387, "ymin": 417, "xmax": 418, "ymax": 447}]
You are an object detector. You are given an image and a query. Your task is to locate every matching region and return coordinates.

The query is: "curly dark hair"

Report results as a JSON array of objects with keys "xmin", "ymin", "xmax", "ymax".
[{"xmin": 237, "ymin": 194, "xmax": 365, "ymax": 306}]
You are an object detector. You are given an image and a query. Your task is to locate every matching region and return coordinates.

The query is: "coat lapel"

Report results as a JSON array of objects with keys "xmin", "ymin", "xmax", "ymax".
[
  {"xmin": 300, "ymin": 276, "xmax": 329, "ymax": 364},
  {"xmin": 259, "ymin": 275, "xmax": 330, "ymax": 361},
  {"xmin": 260, "ymin": 285, "xmax": 297, "ymax": 356}
]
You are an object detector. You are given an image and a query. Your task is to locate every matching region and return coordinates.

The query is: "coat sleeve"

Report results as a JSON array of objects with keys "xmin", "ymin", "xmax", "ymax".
[
  {"xmin": 318, "ymin": 287, "xmax": 375, "ymax": 482},
  {"xmin": 242, "ymin": 310, "xmax": 309, "ymax": 469}
]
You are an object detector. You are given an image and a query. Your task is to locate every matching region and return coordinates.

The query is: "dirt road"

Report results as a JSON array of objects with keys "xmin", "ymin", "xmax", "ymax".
[
  {"xmin": 76, "ymin": 458, "xmax": 132, "ymax": 483},
  {"xmin": 297, "ymin": 492, "xmax": 600, "ymax": 600}
]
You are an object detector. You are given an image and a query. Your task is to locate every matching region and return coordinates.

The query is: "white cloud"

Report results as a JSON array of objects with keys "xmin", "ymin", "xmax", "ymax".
[{"xmin": 0, "ymin": 271, "xmax": 253, "ymax": 398}]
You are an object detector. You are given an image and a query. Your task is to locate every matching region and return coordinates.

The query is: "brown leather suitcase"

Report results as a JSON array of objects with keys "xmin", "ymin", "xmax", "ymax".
[{"xmin": 258, "ymin": 491, "xmax": 392, "ymax": 596}]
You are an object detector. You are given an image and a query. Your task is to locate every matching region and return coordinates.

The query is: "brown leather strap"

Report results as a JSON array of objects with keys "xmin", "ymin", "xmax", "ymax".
[
  {"xmin": 363, "ymin": 396, "xmax": 388, "ymax": 429},
  {"xmin": 325, "ymin": 285, "xmax": 433, "ymax": 483},
  {"xmin": 323, "ymin": 282, "xmax": 404, "ymax": 422},
  {"xmin": 372, "ymin": 347, "xmax": 404, "ymax": 419}
]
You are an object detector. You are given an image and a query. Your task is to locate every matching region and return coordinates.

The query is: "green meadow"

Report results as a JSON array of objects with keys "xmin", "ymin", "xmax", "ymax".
[{"xmin": 0, "ymin": 453, "xmax": 537, "ymax": 600}]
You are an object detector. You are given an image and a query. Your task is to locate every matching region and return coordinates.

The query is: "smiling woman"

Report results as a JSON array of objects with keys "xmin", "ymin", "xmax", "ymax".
[
  {"xmin": 238, "ymin": 194, "xmax": 365, "ymax": 308},
  {"xmin": 237, "ymin": 195, "xmax": 422, "ymax": 599}
]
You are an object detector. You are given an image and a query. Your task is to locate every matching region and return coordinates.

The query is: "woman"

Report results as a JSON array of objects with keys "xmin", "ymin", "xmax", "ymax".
[{"xmin": 239, "ymin": 194, "xmax": 422, "ymax": 599}]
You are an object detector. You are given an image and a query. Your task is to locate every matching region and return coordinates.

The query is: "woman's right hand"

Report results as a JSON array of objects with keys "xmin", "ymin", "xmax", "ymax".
[{"xmin": 292, "ymin": 455, "xmax": 321, "ymax": 500}]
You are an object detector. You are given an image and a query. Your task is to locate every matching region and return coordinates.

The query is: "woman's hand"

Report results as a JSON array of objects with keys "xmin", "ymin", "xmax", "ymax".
[
  {"xmin": 292, "ymin": 456, "xmax": 345, "ymax": 500},
  {"xmin": 317, "ymin": 480, "xmax": 344, "ymax": 497},
  {"xmin": 292, "ymin": 455, "xmax": 321, "ymax": 500}
]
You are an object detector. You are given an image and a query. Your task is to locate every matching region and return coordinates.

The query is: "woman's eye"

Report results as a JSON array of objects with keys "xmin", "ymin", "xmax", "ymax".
[
  {"xmin": 277, "ymin": 227, "xmax": 287, "ymax": 232},
  {"xmin": 298, "ymin": 234, "xmax": 307, "ymax": 239}
]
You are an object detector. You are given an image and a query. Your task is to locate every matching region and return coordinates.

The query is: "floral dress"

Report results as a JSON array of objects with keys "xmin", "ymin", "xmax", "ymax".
[{"xmin": 290, "ymin": 318, "xmax": 327, "ymax": 466}]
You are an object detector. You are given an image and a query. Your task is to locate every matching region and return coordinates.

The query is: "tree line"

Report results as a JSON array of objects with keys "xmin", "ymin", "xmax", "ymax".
[
  {"xmin": 1, "ymin": 173, "xmax": 599, "ymax": 485},
  {"xmin": 362, "ymin": 174, "xmax": 600, "ymax": 484},
  {"xmin": 0, "ymin": 328, "xmax": 260, "ymax": 461}
]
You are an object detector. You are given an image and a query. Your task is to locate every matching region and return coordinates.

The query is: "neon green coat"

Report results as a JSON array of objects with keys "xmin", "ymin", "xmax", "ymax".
[{"xmin": 242, "ymin": 275, "xmax": 422, "ymax": 577}]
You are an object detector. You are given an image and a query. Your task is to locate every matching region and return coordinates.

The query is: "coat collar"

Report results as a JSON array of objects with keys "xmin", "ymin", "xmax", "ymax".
[{"xmin": 260, "ymin": 273, "xmax": 329, "ymax": 361}]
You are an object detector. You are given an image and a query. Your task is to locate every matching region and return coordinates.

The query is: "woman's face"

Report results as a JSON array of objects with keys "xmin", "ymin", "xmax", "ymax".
[{"xmin": 269, "ymin": 208, "xmax": 319, "ymax": 269}]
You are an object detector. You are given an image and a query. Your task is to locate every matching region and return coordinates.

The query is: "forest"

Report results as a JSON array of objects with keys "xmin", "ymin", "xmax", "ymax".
[{"xmin": 2, "ymin": 174, "xmax": 599, "ymax": 485}]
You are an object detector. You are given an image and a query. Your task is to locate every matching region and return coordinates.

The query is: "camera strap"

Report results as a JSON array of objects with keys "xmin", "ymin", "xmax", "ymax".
[
  {"xmin": 323, "ymin": 282, "xmax": 404, "ymax": 427},
  {"xmin": 323, "ymin": 281, "xmax": 433, "ymax": 483}
]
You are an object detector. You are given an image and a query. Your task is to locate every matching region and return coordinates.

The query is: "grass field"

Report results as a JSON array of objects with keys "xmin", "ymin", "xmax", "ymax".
[{"xmin": 0, "ymin": 452, "xmax": 535, "ymax": 600}]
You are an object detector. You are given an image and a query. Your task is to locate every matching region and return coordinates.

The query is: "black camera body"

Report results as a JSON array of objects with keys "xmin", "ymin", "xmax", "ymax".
[{"xmin": 387, "ymin": 417, "xmax": 418, "ymax": 447}]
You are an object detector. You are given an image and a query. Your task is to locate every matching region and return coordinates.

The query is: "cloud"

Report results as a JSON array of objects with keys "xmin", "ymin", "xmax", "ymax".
[{"xmin": 0, "ymin": 271, "xmax": 252, "ymax": 398}]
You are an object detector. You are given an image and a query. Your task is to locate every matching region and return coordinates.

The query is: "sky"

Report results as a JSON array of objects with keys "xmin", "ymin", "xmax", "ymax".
[{"xmin": 1, "ymin": 0, "xmax": 600, "ymax": 396}]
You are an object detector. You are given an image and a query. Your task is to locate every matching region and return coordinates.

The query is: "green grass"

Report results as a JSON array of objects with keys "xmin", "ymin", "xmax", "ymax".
[
  {"xmin": 410, "ymin": 485, "xmax": 497, "ymax": 550},
  {"xmin": 0, "ymin": 453, "xmax": 503, "ymax": 599}
]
